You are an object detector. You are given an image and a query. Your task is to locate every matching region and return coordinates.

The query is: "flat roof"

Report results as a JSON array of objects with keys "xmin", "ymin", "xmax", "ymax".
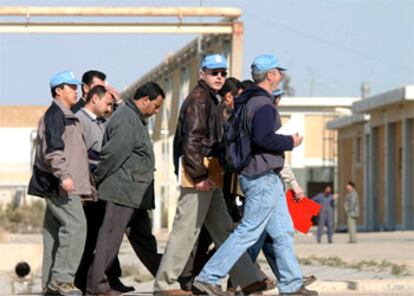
[
  {"xmin": 326, "ymin": 114, "xmax": 370, "ymax": 130},
  {"xmin": 279, "ymin": 96, "xmax": 360, "ymax": 107},
  {"xmin": 352, "ymin": 85, "xmax": 414, "ymax": 114}
]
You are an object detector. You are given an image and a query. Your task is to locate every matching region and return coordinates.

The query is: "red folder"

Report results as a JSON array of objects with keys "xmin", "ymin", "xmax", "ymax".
[{"xmin": 286, "ymin": 189, "xmax": 321, "ymax": 234}]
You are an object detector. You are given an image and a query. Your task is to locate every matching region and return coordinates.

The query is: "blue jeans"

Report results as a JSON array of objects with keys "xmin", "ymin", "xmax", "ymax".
[
  {"xmin": 196, "ymin": 171, "xmax": 303, "ymax": 293},
  {"xmin": 248, "ymin": 231, "xmax": 280, "ymax": 279}
]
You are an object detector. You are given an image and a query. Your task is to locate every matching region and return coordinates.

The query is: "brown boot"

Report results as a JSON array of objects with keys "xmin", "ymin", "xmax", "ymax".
[
  {"xmin": 154, "ymin": 289, "xmax": 193, "ymax": 296},
  {"xmin": 241, "ymin": 278, "xmax": 275, "ymax": 295}
]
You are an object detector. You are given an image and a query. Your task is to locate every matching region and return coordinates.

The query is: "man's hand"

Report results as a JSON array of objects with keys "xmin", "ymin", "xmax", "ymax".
[
  {"xmin": 61, "ymin": 178, "xmax": 75, "ymax": 193},
  {"xmin": 195, "ymin": 178, "xmax": 216, "ymax": 192},
  {"xmin": 293, "ymin": 185, "xmax": 305, "ymax": 201},
  {"xmin": 292, "ymin": 133, "xmax": 304, "ymax": 148},
  {"xmin": 106, "ymin": 84, "xmax": 122, "ymax": 103},
  {"xmin": 333, "ymin": 193, "xmax": 339, "ymax": 200}
]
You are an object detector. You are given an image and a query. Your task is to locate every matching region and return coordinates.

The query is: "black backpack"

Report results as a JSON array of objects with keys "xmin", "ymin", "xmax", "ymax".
[{"xmin": 221, "ymin": 98, "xmax": 252, "ymax": 173}]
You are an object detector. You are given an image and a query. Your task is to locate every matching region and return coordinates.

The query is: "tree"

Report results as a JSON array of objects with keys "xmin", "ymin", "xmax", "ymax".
[{"xmin": 283, "ymin": 75, "xmax": 295, "ymax": 96}]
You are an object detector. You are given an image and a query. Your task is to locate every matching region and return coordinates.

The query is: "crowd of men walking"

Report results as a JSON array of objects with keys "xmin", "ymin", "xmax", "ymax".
[{"xmin": 28, "ymin": 53, "xmax": 322, "ymax": 296}]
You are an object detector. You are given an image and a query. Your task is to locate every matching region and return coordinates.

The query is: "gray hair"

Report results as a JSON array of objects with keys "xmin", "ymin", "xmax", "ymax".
[{"xmin": 251, "ymin": 70, "xmax": 267, "ymax": 84}]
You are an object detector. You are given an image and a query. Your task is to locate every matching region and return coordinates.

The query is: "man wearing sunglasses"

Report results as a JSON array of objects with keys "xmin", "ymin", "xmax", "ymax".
[{"xmin": 154, "ymin": 54, "xmax": 268, "ymax": 296}]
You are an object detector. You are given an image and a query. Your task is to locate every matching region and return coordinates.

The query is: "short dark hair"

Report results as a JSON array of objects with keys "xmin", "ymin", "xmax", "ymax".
[
  {"xmin": 347, "ymin": 181, "xmax": 355, "ymax": 188},
  {"xmin": 133, "ymin": 82, "xmax": 165, "ymax": 101},
  {"xmin": 218, "ymin": 77, "xmax": 241, "ymax": 97},
  {"xmin": 86, "ymin": 85, "xmax": 108, "ymax": 103},
  {"xmin": 50, "ymin": 84, "xmax": 65, "ymax": 98},
  {"xmin": 241, "ymin": 79, "xmax": 255, "ymax": 90},
  {"xmin": 82, "ymin": 70, "xmax": 106, "ymax": 86}
]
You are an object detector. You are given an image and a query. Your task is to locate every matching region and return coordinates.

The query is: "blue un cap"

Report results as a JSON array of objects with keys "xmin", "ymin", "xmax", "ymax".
[
  {"xmin": 49, "ymin": 70, "xmax": 82, "ymax": 88},
  {"xmin": 272, "ymin": 89, "xmax": 285, "ymax": 97},
  {"xmin": 251, "ymin": 54, "xmax": 287, "ymax": 72},
  {"xmin": 201, "ymin": 54, "xmax": 228, "ymax": 70}
]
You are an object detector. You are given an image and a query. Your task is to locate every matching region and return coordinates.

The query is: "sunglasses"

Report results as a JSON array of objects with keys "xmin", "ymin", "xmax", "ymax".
[{"xmin": 206, "ymin": 70, "xmax": 228, "ymax": 78}]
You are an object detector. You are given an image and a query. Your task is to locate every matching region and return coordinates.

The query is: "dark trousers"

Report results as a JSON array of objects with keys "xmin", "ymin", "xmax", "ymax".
[
  {"xmin": 317, "ymin": 212, "xmax": 334, "ymax": 243},
  {"xmin": 87, "ymin": 201, "xmax": 161, "ymax": 294},
  {"xmin": 75, "ymin": 200, "xmax": 122, "ymax": 291}
]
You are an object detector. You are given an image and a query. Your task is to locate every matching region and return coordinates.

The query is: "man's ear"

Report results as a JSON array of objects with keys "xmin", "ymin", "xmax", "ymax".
[
  {"xmin": 55, "ymin": 86, "xmax": 63, "ymax": 96},
  {"xmin": 91, "ymin": 94, "xmax": 98, "ymax": 104},
  {"xmin": 142, "ymin": 96, "xmax": 150, "ymax": 105},
  {"xmin": 199, "ymin": 70, "xmax": 205, "ymax": 80},
  {"xmin": 82, "ymin": 84, "xmax": 89, "ymax": 95}
]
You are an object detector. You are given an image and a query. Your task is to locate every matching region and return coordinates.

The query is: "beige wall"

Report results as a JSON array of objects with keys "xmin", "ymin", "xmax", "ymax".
[
  {"xmin": 336, "ymin": 123, "xmax": 365, "ymax": 226},
  {"xmin": 304, "ymin": 114, "xmax": 337, "ymax": 161},
  {"xmin": 0, "ymin": 106, "xmax": 46, "ymax": 127}
]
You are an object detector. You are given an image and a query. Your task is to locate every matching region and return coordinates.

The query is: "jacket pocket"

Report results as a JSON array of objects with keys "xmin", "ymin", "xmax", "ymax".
[{"xmin": 131, "ymin": 170, "xmax": 151, "ymax": 183}]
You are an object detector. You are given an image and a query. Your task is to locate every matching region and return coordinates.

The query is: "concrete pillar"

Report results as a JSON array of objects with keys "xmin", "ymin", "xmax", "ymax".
[
  {"xmin": 384, "ymin": 123, "xmax": 396, "ymax": 230},
  {"xmin": 402, "ymin": 119, "xmax": 414, "ymax": 229},
  {"xmin": 367, "ymin": 127, "xmax": 378, "ymax": 230},
  {"xmin": 363, "ymin": 124, "xmax": 371, "ymax": 230},
  {"xmin": 230, "ymin": 22, "xmax": 243, "ymax": 79}
]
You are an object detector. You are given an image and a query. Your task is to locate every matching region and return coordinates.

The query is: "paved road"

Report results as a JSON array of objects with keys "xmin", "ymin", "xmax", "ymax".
[{"xmin": 1, "ymin": 230, "xmax": 413, "ymax": 295}]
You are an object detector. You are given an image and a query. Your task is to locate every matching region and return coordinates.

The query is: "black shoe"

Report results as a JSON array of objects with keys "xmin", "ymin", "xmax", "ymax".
[
  {"xmin": 193, "ymin": 280, "xmax": 229, "ymax": 296},
  {"xmin": 303, "ymin": 275, "xmax": 317, "ymax": 287},
  {"xmin": 109, "ymin": 278, "xmax": 135, "ymax": 293},
  {"xmin": 279, "ymin": 285, "xmax": 318, "ymax": 295}
]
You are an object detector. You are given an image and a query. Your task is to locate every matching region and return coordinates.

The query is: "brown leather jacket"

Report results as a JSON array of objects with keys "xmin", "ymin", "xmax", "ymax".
[{"xmin": 173, "ymin": 80, "xmax": 223, "ymax": 183}]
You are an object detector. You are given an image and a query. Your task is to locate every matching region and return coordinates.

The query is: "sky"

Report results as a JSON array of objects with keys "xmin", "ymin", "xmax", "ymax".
[{"xmin": 0, "ymin": 0, "xmax": 413, "ymax": 105}]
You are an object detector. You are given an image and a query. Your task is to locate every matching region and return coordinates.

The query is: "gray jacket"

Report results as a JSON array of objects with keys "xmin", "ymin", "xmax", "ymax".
[
  {"xmin": 75, "ymin": 108, "xmax": 106, "ymax": 172},
  {"xmin": 95, "ymin": 99, "xmax": 155, "ymax": 209},
  {"xmin": 28, "ymin": 99, "xmax": 94, "ymax": 199},
  {"xmin": 345, "ymin": 190, "xmax": 359, "ymax": 218},
  {"xmin": 240, "ymin": 88, "xmax": 293, "ymax": 177}
]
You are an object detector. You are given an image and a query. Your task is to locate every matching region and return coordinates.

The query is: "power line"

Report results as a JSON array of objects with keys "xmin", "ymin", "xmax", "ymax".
[{"xmin": 243, "ymin": 11, "xmax": 406, "ymax": 70}]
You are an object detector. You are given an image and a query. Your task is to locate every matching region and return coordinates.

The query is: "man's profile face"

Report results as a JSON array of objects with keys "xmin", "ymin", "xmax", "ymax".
[
  {"xmin": 141, "ymin": 95, "xmax": 163, "ymax": 117},
  {"xmin": 92, "ymin": 92, "xmax": 113, "ymax": 117},
  {"xmin": 57, "ymin": 84, "xmax": 78, "ymax": 107}
]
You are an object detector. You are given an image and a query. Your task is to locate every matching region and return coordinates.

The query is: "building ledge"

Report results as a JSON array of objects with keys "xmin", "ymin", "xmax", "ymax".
[
  {"xmin": 352, "ymin": 85, "xmax": 414, "ymax": 114},
  {"xmin": 326, "ymin": 114, "xmax": 369, "ymax": 130}
]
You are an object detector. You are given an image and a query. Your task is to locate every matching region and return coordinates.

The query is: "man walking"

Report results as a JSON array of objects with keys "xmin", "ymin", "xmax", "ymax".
[
  {"xmin": 194, "ymin": 54, "xmax": 317, "ymax": 296},
  {"xmin": 73, "ymin": 85, "xmax": 133, "ymax": 294},
  {"xmin": 86, "ymin": 82, "xmax": 164, "ymax": 296},
  {"xmin": 344, "ymin": 181, "xmax": 359, "ymax": 243},
  {"xmin": 154, "ymin": 54, "xmax": 269, "ymax": 296},
  {"xmin": 28, "ymin": 70, "xmax": 94, "ymax": 296}
]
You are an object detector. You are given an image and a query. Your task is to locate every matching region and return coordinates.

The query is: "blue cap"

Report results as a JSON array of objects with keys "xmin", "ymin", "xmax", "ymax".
[
  {"xmin": 201, "ymin": 54, "xmax": 228, "ymax": 69},
  {"xmin": 49, "ymin": 70, "xmax": 82, "ymax": 88},
  {"xmin": 251, "ymin": 54, "xmax": 287, "ymax": 72},
  {"xmin": 272, "ymin": 89, "xmax": 285, "ymax": 97}
]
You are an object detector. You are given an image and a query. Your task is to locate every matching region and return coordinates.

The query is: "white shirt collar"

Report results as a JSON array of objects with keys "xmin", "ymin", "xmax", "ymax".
[{"xmin": 81, "ymin": 107, "xmax": 98, "ymax": 120}]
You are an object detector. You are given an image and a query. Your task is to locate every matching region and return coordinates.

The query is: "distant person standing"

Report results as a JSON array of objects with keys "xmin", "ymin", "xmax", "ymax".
[
  {"xmin": 344, "ymin": 181, "xmax": 359, "ymax": 243},
  {"xmin": 313, "ymin": 186, "xmax": 335, "ymax": 243},
  {"xmin": 28, "ymin": 70, "xmax": 94, "ymax": 296}
]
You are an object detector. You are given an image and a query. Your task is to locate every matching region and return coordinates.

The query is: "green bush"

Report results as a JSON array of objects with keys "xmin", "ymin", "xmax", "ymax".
[{"xmin": 0, "ymin": 200, "xmax": 45, "ymax": 233}]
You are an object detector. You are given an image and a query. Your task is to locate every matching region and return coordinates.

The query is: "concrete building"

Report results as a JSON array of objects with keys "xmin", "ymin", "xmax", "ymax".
[
  {"xmin": 0, "ymin": 106, "xmax": 46, "ymax": 205},
  {"xmin": 327, "ymin": 85, "xmax": 414, "ymax": 231}
]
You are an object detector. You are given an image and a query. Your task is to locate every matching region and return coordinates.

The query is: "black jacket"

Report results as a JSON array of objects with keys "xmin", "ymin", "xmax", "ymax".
[{"xmin": 173, "ymin": 80, "xmax": 223, "ymax": 183}]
